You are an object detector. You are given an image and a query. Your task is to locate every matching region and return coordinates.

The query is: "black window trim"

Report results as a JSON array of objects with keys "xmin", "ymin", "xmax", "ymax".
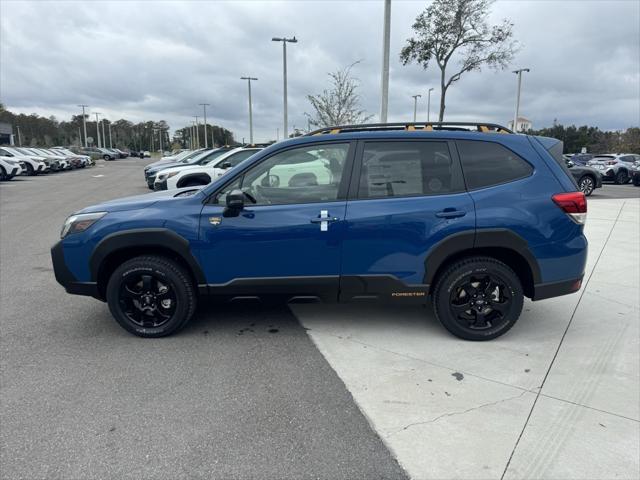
[
  {"xmin": 204, "ymin": 140, "xmax": 357, "ymax": 206},
  {"xmin": 347, "ymin": 139, "xmax": 465, "ymax": 201},
  {"xmin": 453, "ymin": 139, "xmax": 535, "ymax": 192}
]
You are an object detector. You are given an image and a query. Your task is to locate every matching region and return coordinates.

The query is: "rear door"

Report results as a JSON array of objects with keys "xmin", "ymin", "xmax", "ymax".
[{"xmin": 340, "ymin": 140, "xmax": 476, "ymax": 301}]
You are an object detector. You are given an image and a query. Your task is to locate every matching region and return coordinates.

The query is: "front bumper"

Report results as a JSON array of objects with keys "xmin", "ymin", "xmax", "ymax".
[
  {"xmin": 51, "ymin": 241, "xmax": 101, "ymax": 299},
  {"xmin": 154, "ymin": 178, "xmax": 168, "ymax": 191}
]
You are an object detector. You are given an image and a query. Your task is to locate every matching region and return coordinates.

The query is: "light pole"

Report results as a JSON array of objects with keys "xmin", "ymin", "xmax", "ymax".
[
  {"xmin": 16, "ymin": 125, "xmax": 22, "ymax": 146},
  {"xmin": 101, "ymin": 119, "xmax": 107, "ymax": 149},
  {"xmin": 240, "ymin": 76, "xmax": 258, "ymax": 145},
  {"xmin": 272, "ymin": 36, "xmax": 297, "ymax": 139},
  {"xmin": 199, "ymin": 103, "xmax": 210, "ymax": 148},
  {"xmin": 108, "ymin": 122, "xmax": 113, "ymax": 148},
  {"xmin": 78, "ymin": 104, "xmax": 89, "ymax": 147},
  {"xmin": 427, "ymin": 88, "xmax": 434, "ymax": 122},
  {"xmin": 512, "ymin": 68, "xmax": 530, "ymax": 132},
  {"xmin": 193, "ymin": 116, "xmax": 200, "ymax": 147},
  {"xmin": 94, "ymin": 112, "xmax": 101, "ymax": 148},
  {"xmin": 411, "ymin": 94, "xmax": 421, "ymax": 122},
  {"xmin": 380, "ymin": 0, "xmax": 391, "ymax": 123}
]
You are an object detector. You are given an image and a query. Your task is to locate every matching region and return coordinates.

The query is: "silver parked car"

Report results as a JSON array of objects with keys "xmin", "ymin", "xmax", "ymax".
[{"xmin": 587, "ymin": 153, "xmax": 640, "ymax": 184}]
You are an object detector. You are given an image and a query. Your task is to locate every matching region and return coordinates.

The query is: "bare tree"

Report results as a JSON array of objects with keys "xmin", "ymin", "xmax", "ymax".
[
  {"xmin": 400, "ymin": 0, "xmax": 517, "ymax": 122},
  {"xmin": 305, "ymin": 62, "xmax": 373, "ymax": 129}
]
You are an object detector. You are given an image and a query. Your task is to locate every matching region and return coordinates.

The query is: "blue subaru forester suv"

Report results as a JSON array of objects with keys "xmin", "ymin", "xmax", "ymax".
[{"xmin": 52, "ymin": 123, "xmax": 588, "ymax": 341}]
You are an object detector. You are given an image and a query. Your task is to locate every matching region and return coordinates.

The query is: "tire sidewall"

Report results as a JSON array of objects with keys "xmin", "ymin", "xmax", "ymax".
[
  {"xmin": 106, "ymin": 260, "xmax": 192, "ymax": 337},
  {"xmin": 434, "ymin": 260, "xmax": 524, "ymax": 341}
]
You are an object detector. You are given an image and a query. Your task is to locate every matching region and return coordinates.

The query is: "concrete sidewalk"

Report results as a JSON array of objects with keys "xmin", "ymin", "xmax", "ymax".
[{"xmin": 292, "ymin": 198, "xmax": 639, "ymax": 480}]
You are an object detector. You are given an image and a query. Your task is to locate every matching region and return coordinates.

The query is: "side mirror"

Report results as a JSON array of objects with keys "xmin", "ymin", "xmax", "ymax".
[
  {"xmin": 220, "ymin": 161, "xmax": 232, "ymax": 169},
  {"xmin": 567, "ymin": 160, "xmax": 575, "ymax": 167},
  {"xmin": 261, "ymin": 174, "xmax": 280, "ymax": 187},
  {"xmin": 226, "ymin": 189, "xmax": 245, "ymax": 209}
]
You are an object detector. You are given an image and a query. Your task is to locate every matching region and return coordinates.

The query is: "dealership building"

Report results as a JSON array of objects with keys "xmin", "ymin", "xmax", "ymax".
[{"xmin": 0, "ymin": 122, "xmax": 14, "ymax": 145}]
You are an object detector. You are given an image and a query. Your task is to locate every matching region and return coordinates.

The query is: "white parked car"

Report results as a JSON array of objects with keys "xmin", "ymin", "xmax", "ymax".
[
  {"xmin": 26, "ymin": 148, "xmax": 72, "ymax": 170},
  {"xmin": 0, "ymin": 146, "xmax": 48, "ymax": 175},
  {"xmin": 0, "ymin": 157, "xmax": 24, "ymax": 180},
  {"xmin": 154, "ymin": 147, "xmax": 262, "ymax": 191}
]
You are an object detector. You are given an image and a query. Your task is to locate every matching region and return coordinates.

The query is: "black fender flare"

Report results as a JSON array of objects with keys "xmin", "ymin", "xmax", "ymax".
[
  {"xmin": 89, "ymin": 228, "xmax": 207, "ymax": 285},
  {"xmin": 423, "ymin": 228, "xmax": 542, "ymax": 286},
  {"xmin": 177, "ymin": 173, "xmax": 211, "ymax": 188}
]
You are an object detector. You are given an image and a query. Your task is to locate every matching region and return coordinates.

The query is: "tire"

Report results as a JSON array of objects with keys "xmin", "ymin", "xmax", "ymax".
[
  {"xmin": 633, "ymin": 175, "xmax": 640, "ymax": 187},
  {"xmin": 578, "ymin": 175, "xmax": 595, "ymax": 196},
  {"xmin": 103, "ymin": 155, "xmax": 111, "ymax": 161},
  {"xmin": 614, "ymin": 170, "xmax": 629, "ymax": 185},
  {"xmin": 432, "ymin": 256, "xmax": 524, "ymax": 341},
  {"xmin": 25, "ymin": 163, "xmax": 35, "ymax": 176},
  {"xmin": 106, "ymin": 255, "xmax": 197, "ymax": 338},
  {"xmin": 0, "ymin": 166, "xmax": 6, "ymax": 181}
]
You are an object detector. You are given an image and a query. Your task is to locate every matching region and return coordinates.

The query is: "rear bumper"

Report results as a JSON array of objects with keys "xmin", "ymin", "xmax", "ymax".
[
  {"xmin": 51, "ymin": 241, "xmax": 102, "ymax": 299},
  {"xmin": 532, "ymin": 275, "xmax": 584, "ymax": 301}
]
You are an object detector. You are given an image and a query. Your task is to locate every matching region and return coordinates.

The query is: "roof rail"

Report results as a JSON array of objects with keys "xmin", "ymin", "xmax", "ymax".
[{"xmin": 305, "ymin": 122, "xmax": 514, "ymax": 136}]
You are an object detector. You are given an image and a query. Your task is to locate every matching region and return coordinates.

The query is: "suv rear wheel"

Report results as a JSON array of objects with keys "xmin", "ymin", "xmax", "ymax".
[
  {"xmin": 614, "ymin": 170, "xmax": 629, "ymax": 184},
  {"xmin": 432, "ymin": 257, "xmax": 524, "ymax": 341},
  {"xmin": 106, "ymin": 255, "xmax": 196, "ymax": 337}
]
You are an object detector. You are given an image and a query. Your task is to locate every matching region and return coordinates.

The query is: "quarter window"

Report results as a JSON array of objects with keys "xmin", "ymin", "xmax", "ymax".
[
  {"xmin": 457, "ymin": 141, "xmax": 533, "ymax": 190},
  {"xmin": 357, "ymin": 141, "xmax": 459, "ymax": 198}
]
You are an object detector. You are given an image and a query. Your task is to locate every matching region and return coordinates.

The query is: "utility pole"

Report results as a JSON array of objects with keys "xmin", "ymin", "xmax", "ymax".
[
  {"xmin": 380, "ymin": 0, "xmax": 391, "ymax": 123},
  {"xmin": 108, "ymin": 122, "xmax": 113, "ymax": 148},
  {"xmin": 78, "ymin": 104, "xmax": 89, "ymax": 147},
  {"xmin": 101, "ymin": 120, "xmax": 107, "ymax": 149},
  {"xmin": 94, "ymin": 112, "xmax": 101, "ymax": 147},
  {"xmin": 272, "ymin": 36, "xmax": 297, "ymax": 138},
  {"xmin": 199, "ymin": 103, "xmax": 210, "ymax": 148},
  {"xmin": 411, "ymin": 94, "xmax": 421, "ymax": 122},
  {"xmin": 77, "ymin": 127, "xmax": 82, "ymax": 146},
  {"xmin": 240, "ymin": 76, "xmax": 258, "ymax": 144},
  {"xmin": 512, "ymin": 68, "xmax": 530, "ymax": 132},
  {"xmin": 427, "ymin": 88, "xmax": 434, "ymax": 122},
  {"xmin": 16, "ymin": 126, "xmax": 22, "ymax": 146}
]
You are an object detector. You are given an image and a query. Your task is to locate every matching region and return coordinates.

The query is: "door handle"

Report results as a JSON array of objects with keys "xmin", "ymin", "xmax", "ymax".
[
  {"xmin": 310, "ymin": 217, "xmax": 339, "ymax": 223},
  {"xmin": 435, "ymin": 209, "xmax": 466, "ymax": 219}
]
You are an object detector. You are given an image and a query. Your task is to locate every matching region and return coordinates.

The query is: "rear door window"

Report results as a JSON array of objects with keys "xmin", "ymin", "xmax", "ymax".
[
  {"xmin": 457, "ymin": 141, "xmax": 533, "ymax": 190},
  {"xmin": 357, "ymin": 141, "xmax": 463, "ymax": 198}
]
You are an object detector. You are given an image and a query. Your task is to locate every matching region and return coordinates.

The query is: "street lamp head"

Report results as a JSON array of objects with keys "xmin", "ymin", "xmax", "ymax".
[
  {"xmin": 428, "ymin": 87, "xmax": 434, "ymax": 93},
  {"xmin": 272, "ymin": 37, "xmax": 283, "ymax": 42},
  {"xmin": 289, "ymin": 36, "xmax": 298, "ymax": 43}
]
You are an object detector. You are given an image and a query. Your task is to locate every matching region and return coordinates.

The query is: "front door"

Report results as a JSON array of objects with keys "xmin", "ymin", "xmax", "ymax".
[
  {"xmin": 198, "ymin": 142, "xmax": 354, "ymax": 300},
  {"xmin": 340, "ymin": 140, "xmax": 476, "ymax": 301}
]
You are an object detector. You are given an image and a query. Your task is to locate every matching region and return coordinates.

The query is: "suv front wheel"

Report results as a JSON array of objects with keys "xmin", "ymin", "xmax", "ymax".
[
  {"xmin": 106, "ymin": 255, "xmax": 196, "ymax": 337},
  {"xmin": 432, "ymin": 257, "xmax": 524, "ymax": 341}
]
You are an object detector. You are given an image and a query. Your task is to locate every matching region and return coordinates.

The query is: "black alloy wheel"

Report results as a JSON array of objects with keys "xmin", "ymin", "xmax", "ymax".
[
  {"xmin": 579, "ymin": 176, "xmax": 595, "ymax": 196},
  {"xmin": 119, "ymin": 273, "xmax": 177, "ymax": 328},
  {"xmin": 433, "ymin": 257, "xmax": 524, "ymax": 341},
  {"xmin": 106, "ymin": 255, "xmax": 196, "ymax": 337}
]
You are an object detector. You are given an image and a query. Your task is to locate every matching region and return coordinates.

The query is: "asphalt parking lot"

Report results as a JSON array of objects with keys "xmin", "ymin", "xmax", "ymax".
[{"xmin": 1, "ymin": 159, "xmax": 639, "ymax": 479}]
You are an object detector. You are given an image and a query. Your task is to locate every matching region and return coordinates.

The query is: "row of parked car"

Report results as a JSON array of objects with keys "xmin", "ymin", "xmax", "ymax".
[
  {"xmin": 143, "ymin": 146, "xmax": 264, "ymax": 191},
  {"xmin": 0, "ymin": 146, "xmax": 97, "ymax": 180},
  {"xmin": 564, "ymin": 153, "xmax": 640, "ymax": 193}
]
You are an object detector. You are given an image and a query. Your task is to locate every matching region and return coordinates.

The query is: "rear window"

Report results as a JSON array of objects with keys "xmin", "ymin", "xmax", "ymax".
[{"xmin": 457, "ymin": 141, "xmax": 533, "ymax": 190}]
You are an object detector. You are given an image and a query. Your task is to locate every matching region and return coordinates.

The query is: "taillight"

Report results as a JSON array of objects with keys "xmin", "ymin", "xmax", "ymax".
[
  {"xmin": 606, "ymin": 160, "xmax": 616, "ymax": 165},
  {"xmin": 552, "ymin": 192, "xmax": 587, "ymax": 225}
]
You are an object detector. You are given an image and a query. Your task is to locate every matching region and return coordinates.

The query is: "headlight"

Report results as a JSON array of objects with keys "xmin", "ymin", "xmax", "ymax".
[
  {"xmin": 158, "ymin": 171, "xmax": 178, "ymax": 181},
  {"xmin": 60, "ymin": 212, "xmax": 107, "ymax": 238}
]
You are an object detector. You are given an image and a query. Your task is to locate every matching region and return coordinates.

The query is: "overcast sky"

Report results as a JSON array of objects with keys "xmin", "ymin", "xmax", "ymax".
[{"xmin": 1, "ymin": 0, "xmax": 639, "ymax": 142}]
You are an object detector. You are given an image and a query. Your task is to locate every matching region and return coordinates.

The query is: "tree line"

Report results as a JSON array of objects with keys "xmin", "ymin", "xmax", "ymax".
[
  {"xmin": 528, "ymin": 125, "xmax": 639, "ymax": 154},
  {"xmin": 0, "ymin": 104, "xmax": 235, "ymax": 151}
]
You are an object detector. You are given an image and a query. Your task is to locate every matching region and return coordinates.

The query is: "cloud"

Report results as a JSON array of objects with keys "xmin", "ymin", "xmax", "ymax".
[{"xmin": 1, "ymin": 0, "xmax": 638, "ymax": 143}]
